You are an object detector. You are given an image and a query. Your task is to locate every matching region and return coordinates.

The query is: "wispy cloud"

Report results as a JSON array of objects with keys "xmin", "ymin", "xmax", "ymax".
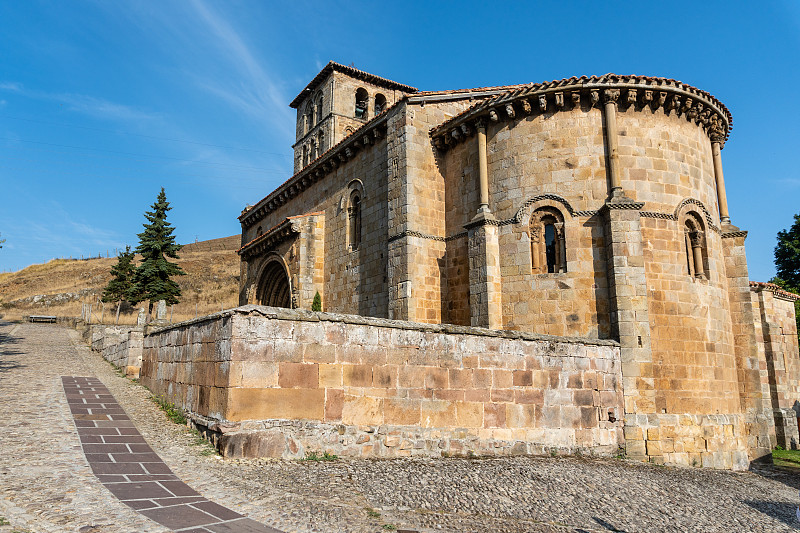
[
  {"xmin": 0, "ymin": 82, "xmax": 159, "ymax": 123},
  {"xmin": 773, "ymin": 177, "xmax": 800, "ymax": 188},
  {"xmin": 186, "ymin": 0, "xmax": 294, "ymax": 137}
]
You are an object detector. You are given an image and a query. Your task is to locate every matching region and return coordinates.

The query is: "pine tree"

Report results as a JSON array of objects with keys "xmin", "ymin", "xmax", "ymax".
[
  {"xmin": 102, "ymin": 246, "xmax": 135, "ymax": 304},
  {"xmin": 312, "ymin": 291, "xmax": 322, "ymax": 312},
  {"xmin": 129, "ymin": 188, "xmax": 186, "ymax": 313}
]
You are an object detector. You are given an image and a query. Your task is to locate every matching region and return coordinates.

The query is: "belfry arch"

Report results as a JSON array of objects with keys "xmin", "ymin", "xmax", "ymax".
[{"xmin": 256, "ymin": 260, "xmax": 292, "ymax": 308}]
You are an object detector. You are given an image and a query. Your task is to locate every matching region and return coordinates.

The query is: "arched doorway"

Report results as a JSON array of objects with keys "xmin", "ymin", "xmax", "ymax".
[{"xmin": 257, "ymin": 260, "xmax": 292, "ymax": 308}]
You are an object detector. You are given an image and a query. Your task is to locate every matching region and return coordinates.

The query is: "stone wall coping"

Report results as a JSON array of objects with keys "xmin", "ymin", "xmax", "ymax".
[
  {"xmin": 146, "ymin": 304, "xmax": 619, "ymax": 347},
  {"xmin": 750, "ymin": 281, "xmax": 800, "ymax": 302}
]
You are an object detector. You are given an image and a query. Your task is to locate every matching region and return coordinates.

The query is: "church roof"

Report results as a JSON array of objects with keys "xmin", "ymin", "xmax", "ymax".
[
  {"xmin": 289, "ymin": 61, "xmax": 418, "ymax": 108},
  {"xmin": 429, "ymin": 74, "xmax": 733, "ymax": 147},
  {"xmin": 750, "ymin": 281, "xmax": 800, "ymax": 301}
]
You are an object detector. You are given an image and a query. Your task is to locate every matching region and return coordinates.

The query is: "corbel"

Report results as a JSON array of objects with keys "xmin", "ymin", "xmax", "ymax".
[
  {"xmin": 489, "ymin": 109, "xmax": 499, "ymax": 122},
  {"xmin": 460, "ymin": 123, "xmax": 472, "ymax": 137},
  {"xmin": 345, "ymin": 147, "xmax": 354, "ymax": 159},
  {"xmin": 450, "ymin": 127, "xmax": 462, "ymax": 141},
  {"xmin": 627, "ymin": 88, "xmax": 637, "ymax": 105},
  {"xmin": 538, "ymin": 94, "xmax": 547, "ymax": 111},
  {"xmin": 520, "ymin": 99, "xmax": 532, "ymax": 114},
  {"xmin": 590, "ymin": 90, "xmax": 600, "ymax": 106},
  {"xmin": 571, "ymin": 91, "xmax": 581, "ymax": 108},
  {"xmin": 643, "ymin": 90, "xmax": 653, "ymax": 106},
  {"xmin": 555, "ymin": 92, "xmax": 565, "ymax": 109},
  {"xmin": 658, "ymin": 92, "xmax": 668, "ymax": 108},
  {"xmin": 602, "ymin": 88, "xmax": 620, "ymax": 106},
  {"xmin": 505, "ymin": 103, "xmax": 515, "ymax": 119}
]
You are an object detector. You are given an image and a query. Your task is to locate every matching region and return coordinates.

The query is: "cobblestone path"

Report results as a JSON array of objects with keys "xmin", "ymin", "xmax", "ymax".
[{"xmin": 1, "ymin": 320, "xmax": 799, "ymax": 532}]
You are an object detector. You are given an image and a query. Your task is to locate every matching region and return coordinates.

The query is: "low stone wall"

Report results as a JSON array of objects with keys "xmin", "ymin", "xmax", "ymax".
[
  {"xmin": 141, "ymin": 305, "xmax": 623, "ymax": 459},
  {"xmin": 90, "ymin": 325, "xmax": 144, "ymax": 378},
  {"xmin": 623, "ymin": 412, "xmax": 753, "ymax": 470}
]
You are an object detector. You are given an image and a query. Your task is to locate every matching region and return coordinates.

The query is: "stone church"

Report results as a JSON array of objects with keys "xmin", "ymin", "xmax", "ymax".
[{"xmin": 229, "ymin": 62, "xmax": 800, "ymax": 467}]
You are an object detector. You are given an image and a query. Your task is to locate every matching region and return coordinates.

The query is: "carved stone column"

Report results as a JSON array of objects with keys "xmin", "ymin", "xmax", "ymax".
[
  {"xmin": 466, "ymin": 117, "xmax": 501, "ymax": 329},
  {"xmin": 476, "ymin": 119, "xmax": 490, "ymax": 215},
  {"xmin": 690, "ymin": 231, "xmax": 705, "ymax": 279},
  {"xmin": 555, "ymin": 222, "xmax": 567, "ymax": 273},
  {"xmin": 710, "ymin": 126, "xmax": 731, "ymax": 226},
  {"xmin": 602, "ymin": 89, "xmax": 623, "ymax": 198}
]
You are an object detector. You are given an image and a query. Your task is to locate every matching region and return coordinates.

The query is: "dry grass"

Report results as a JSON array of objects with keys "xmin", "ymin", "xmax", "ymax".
[{"xmin": 0, "ymin": 245, "xmax": 240, "ymax": 324}]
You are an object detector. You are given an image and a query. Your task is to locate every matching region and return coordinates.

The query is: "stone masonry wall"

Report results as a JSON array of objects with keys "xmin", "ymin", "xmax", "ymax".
[
  {"xmin": 90, "ymin": 325, "xmax": 144, "ymax": 379},
  {"xmin": 140, "ymin": 305, "xmax": 623, "ymax": 459}
]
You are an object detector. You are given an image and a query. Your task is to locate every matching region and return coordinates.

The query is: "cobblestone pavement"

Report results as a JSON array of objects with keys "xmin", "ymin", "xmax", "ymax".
[{"xmin": 1, "ymin": 321, "xmax": 799, "ymax": 533}]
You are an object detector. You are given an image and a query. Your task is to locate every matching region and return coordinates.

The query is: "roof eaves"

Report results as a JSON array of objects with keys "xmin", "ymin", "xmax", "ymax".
[{"xmin": 290, "ymin": 61, "xmax": 418, "ymax": 108}]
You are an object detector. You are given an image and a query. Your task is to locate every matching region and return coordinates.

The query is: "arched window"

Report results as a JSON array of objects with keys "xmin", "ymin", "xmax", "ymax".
[
  {"xmin": 683, "ymin": 213, "xmax": 707, "ymax": 279},
  {"xmin": 311, "ymin": 139, "xmax": 317, "ymax": 161},
  {"xmin": 374, "ymin": 93, "xmax": 387, "ymax": 115},
  {"xmin": 530, "ymin": 207, "xmax": 566, "ymax": 274},
  {"xmin": 348, "ymin": 191, "xmax": 362, "ymax": 251},
  {"xmin": 355, "ymin": 88, "xmax": 369, "ymax": 120},
  {"xmin": 302, "ymin": 144, "xmax": 310, "ymax": 167},
  {"xmin": 315, "ymin": 94, "xmax": 324, "ymax": 124}
]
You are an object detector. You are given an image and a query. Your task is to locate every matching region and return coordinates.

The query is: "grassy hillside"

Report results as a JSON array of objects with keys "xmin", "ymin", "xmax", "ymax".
[{"xmin": 0, "ymin": 237, "xmax": 241, "ymax": 325}]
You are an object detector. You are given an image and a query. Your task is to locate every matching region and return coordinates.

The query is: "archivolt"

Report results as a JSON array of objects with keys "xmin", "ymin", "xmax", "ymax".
[{"xmin": 514, "ymin": 194, "xmax": 575, "ymax": 224}]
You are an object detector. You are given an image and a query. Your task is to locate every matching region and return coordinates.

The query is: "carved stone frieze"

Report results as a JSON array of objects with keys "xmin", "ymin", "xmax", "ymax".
[{"xmin": 428, "ymin": 74, "xmax": 733, "ymax": 154}]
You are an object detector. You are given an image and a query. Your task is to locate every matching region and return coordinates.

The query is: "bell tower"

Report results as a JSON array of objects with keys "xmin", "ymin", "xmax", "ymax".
[{"xmin": 289, "ymin": 61, "xmax": 417, "ymax": 174}]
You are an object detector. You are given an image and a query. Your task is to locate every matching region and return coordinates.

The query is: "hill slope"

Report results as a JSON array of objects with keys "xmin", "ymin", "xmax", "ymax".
[{"xmin": 0, "ymin": 236, "xmax": 241, "ymax": 324}]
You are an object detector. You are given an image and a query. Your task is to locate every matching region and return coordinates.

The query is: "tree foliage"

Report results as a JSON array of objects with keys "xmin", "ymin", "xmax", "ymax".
[
  {"xmin": 312, "ymin": 291, "xmax": 322, "ymax": 312},
  {"xmin": 101, "ymin": 246, "xmax": 135, "ymax": 304},
  {"xmin": 129, "ymin": 188, "xmax": 186, "ymax": 312},
  {"xmin": 774, "ymin": 212, "xmax": 800, "ymax": 291},
  {"xmin": 771, "ymin": 211, "xmax": 800, "ymax": 338}
]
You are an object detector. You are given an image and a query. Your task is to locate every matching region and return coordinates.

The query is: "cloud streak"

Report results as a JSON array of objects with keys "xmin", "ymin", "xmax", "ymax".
[
  {"xmin": 0, "ymin": 82, "xmax": 160, "ymax": 123},
  {"xmin": 187, "ymin": 0, "xmax": 294, "ymax": 137}
]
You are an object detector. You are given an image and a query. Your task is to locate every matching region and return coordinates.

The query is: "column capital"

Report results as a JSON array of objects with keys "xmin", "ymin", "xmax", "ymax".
[{"xmin": 603, "ymin": 89, "xmax": 621, "ymax": 107}]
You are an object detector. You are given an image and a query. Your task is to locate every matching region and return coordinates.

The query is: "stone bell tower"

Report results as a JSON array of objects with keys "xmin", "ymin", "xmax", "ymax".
[{"xmin": 289, "ymin": 61, "xmax": 417, "ymax": 173}]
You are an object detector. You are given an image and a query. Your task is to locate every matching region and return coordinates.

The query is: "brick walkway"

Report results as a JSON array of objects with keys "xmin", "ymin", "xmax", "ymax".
[{"xmin": 62, "ymin": 376, "xmax": 281, "ymax": 533}]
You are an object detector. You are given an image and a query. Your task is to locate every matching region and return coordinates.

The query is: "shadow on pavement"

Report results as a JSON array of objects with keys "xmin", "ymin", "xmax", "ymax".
[
  {"xmin": 742, "ymin": 499, "xmax": 798, "ymax": 529},
  {"xmin": 0, "ymin": 322, "xmax": 24, "ymax": 373}
]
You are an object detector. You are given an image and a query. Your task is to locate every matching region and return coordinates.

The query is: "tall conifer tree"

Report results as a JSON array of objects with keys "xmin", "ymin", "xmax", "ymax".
[
  {"xmin": 129, "ymin": 188, "xmax": 186, "ymax": 313},
  {"xmin": 102, "ymin": 246, "xmax": 135, "ymax": 304}
]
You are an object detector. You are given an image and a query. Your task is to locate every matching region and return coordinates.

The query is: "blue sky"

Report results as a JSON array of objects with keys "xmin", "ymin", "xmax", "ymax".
[{"xmin": 0, "ymin": 1, "xmax": 798, "ymax": 283}]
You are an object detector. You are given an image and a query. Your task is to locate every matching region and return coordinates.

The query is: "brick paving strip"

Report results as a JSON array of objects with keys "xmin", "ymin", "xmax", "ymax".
[{"xmin": 62, "ymin": 376, "xmax": 283, "ymax": 533}]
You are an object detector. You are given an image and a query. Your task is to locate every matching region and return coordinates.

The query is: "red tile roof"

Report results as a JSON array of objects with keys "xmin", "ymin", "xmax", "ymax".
[{"xmin": 750, "ymin": 281, "xmax": 800, "ymax": 301}]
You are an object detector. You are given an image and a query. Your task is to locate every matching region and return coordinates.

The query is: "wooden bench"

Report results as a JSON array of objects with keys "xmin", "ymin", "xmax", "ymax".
[{"xmin": 28, "ymin": 315, "xmax": 57, "ymax": 323}]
